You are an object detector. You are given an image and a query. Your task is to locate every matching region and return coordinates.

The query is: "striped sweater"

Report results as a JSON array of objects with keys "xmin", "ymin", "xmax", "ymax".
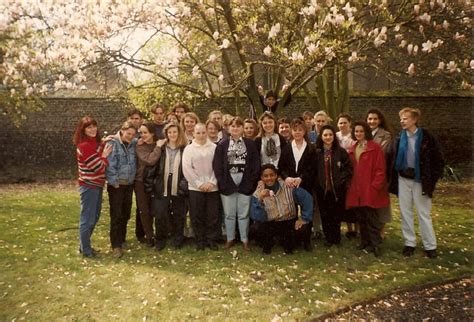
[{"xmin": 76, "ymin": 137, "xmax": 109, "ymax": 188}]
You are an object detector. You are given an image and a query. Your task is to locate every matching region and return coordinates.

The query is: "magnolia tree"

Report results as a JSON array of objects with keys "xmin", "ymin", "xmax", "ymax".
[{"xmin": 1, "ymin": 0, "xmax": 472, "ymax": 121}]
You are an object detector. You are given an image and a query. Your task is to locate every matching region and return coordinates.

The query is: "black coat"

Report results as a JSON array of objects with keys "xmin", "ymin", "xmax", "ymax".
[
  {"xmin": 278, "ymin": 142, "xmax": 315, "ymax": 193},
  {"xmin": 143, "ymin": 146, "xmax": 187, "ymax": 198},
  {"xmin": 388, "ymin": 128, "xmax": 444, "ymax": 198},
  {"xmin": 313, "ymin": 145, "xmax": 353, "ymax": 202},
  {"xmin": 212, "ymin": 137, "xmax": 260, "ymax": 196}
]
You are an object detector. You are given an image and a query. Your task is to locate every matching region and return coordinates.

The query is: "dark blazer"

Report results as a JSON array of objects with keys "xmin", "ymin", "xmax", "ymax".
[
  {"xmin": 212, "ymin": 137, "xmax": 260, "ymax": 196},
  {"xmin": 278, "ymin": 141, "xmax": 315, "ymax": 193},
  {"xmin": 388, "ymin": 128, "xmax": 444, "ymax": 198},
  {"xmin": 313, "ymin": 145, "xmax": 353, "ymax": 202}
]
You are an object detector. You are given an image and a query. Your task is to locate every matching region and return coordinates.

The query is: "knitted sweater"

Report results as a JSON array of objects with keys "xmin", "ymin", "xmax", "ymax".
[
  {"xmin": 182, "ymin": 139, "xmax": 218, "ymax": 192},
  {"xmin": 76, "ymin": 137, "xmax": 109, "ymax": 188}
]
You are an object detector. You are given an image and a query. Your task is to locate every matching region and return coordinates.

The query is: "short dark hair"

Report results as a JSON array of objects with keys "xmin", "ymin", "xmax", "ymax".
[
  {"xmin": 278, "ymin": 117, "xmax": 291, "ymax": 125},
  {"xmin": 127, "ymin": 108, "xmax": 143, "ymax": 118},
  {"xmin": 302, "ymin": 111, "xmax": 313, "ymax": 120},
  {"xmin": 351, "ymin": 121, "xmax": 373, "ymax": 141},
  {"xmin": 151, "ymin": 103, "xmax": 166, "ymax": 114},
  {"xmin": 229, "ymin": 116, "xmax": 244, "ymax": 127},
  {"xmin": 315, "ymin": 125, "xmax": 340, "ymax": 150},
  {"xmin": 265, "ymin": 90, "xmax": 277, "ymax": 99},
  {"xmin": 260, "ymin": 163, "xmax": 278, "ymax": 176},
  {"xmin": 172, "ymin": 102, "xmax": 190, "ymax": 113},
  {"xmin": 336, "ymin": 113, "xmax": 352, "ymax": 124},
  {"xmin": 205, "ymin": 119, "xmax": 221, "ymax": 131}
]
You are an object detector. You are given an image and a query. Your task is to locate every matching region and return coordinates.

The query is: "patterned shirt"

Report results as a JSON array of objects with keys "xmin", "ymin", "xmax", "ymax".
[{"xmin": 227, "ymin": 137, "xmax": 247, "ymax": 174}]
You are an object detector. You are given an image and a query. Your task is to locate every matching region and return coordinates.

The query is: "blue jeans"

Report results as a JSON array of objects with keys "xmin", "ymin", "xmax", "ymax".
[
  {"xmin": 221, "ymin": 193, "xmax": 251, "ymax": 242},
  {"xmin": 79, "ymin": 185, "xmax": 103, "ymax": 255}
]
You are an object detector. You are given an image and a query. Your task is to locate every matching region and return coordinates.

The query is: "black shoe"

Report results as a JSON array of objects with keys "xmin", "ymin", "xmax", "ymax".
[
  {"xmin": 208, "ymin": 242, "xmax": 218, "ymax": 251},
  {"xmin": 145, "ymin": 239, "xmax": 155, "ymax": 248},
  {"xmin": 373, "ymin": 246, "xmax": 382, "ymax": 257},
  {"xmin": 137, "ymin": 237, "xmax": 146, "ymax": 244},
  {"xmin": 402, "ymin": 246, "xmax": 415, "ymax": 257},
  {"xmin": 262, "ymin": 247, "xmax": 272, "ymax": 255},
  {"xmin": 303, "ymin": 242, "xmax": 313, "ymax": 252},
  {"xmin": 313, "ymin": 231, "xmax": 323, "ymax": 240},
  {"xmin": 425, "ymin": 249, "xmax": 437, "ymax": 258},
  {"xmin": 174, "ymin": 242, "xmax": 183, "ymax": 250},
  {"xmin": 82, "ymin": 252, "xmax": 98, "ymax": 259},
  {"xmin": 284, "ymin": 248, "xmax": 293, "ymax": 255},
  {"xmin": 196, "ymin": 244, "xmax": 205, "ymax": 251},
  {"xmin": 357, "ymin": 243, "xmax": 369, "ymax": 250},
  {"xmin": 79, "ymin": 247, "xmax": 100, "ymax": 255},
  {"xmin": 155, "ymin": 241, "xmax": 166, "ymax": 251},
  {"xmin": 345, "ymin": 231, "xmax": 357, "ymax": 239},
  {"xmin": 324, "ymin": 241, "xmax": 333, "ymax": 248}
]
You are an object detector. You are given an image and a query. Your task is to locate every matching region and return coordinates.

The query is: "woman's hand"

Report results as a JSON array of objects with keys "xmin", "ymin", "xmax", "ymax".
[
  {"xmin": 199, "ymin": 182, "xmax": 215, "ymax": 192},
  {"xmin": 293, "ymin": 177, "xmax": 302, "ymax": 188},
  {"xmin": 156, "ymin": 139, "xmax": 167, "ymax": 148},
  {"xmin": 259, "ymin": 189, "xmax": 272, "ymax": 201},
  {"xmin": 285, "ymin": 177, "xmax": 301, "ymax": 188},
  {"xmin": 102, "ymin": 135, "xmax": 115, "ymax": 143},
  {"xmin": 102, "ymin": 144, "xmax": 113, "ymax": 158},
  {"xmin": 284, "ymin": 177, "xmax": 294, "ymax": 187},
  {"xmin": 294, "ymin": 219, "xmax": 307, "ymax": 230}
]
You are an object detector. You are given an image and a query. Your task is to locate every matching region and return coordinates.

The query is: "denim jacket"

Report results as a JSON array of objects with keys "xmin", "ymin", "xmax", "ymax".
[{"xmin": 106, "ymin": 134, "xmax": 137, "ymax": 186}]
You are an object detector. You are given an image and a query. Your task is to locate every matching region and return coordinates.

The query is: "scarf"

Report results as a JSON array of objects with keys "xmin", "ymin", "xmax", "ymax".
[
  {"xmin": 265, "ymin": 137, "xmax": 277, "ymax": 157},
  {"xmin": 324, "ymin": 148, "xmax": 333, "ymax": 195},
  {"xmin": 163, "ymin": 148, "xmax": 181, "ymax": 196},
  {"xmin": 395, "ymin": 129, "xmax": 423, "ymax": 182}
]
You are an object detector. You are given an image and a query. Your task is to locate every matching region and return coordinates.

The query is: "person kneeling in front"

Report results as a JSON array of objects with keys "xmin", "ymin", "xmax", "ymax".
[{"xmin": 250, "ymin": 164, "xmax": 313, "ymax": 255}]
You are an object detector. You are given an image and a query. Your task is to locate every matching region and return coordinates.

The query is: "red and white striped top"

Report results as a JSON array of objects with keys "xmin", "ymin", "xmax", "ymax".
[{"xmin": 76, "ymin": 137, "xmax": 109, "ymax": 188}]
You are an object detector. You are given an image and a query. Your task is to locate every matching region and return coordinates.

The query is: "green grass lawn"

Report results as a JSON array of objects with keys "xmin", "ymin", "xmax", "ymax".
[{"xmin": 0, "ymin": 181, "xmax": 472, "ymax": 320}]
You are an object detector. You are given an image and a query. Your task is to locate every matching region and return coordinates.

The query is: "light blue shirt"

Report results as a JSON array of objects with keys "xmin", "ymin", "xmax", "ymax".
[{"xmin": 406, "ymin": 127, "xmax": 419, "ymax": 168}]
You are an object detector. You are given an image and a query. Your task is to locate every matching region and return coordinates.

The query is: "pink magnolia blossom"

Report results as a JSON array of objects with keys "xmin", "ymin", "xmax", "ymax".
[
  {"xmin": 263, "ymin": 46, "xmax": 272, "ymax": 57},
  {"xmin": 407, "ymin": 63, "xmax": 415, "ymax": 76},
  {"xmin": 421, "ymin": 40, "xmax": 433, "ymax": 53},
  {"xmin": 268, "ymin": 23, "xmax": 281, "ymax": 39}
]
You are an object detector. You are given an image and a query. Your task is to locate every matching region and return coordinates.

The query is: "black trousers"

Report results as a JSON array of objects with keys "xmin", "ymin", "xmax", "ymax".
[
  {"xmin": 318, "ymin": 191, "xmax": 344, "ymax": 244},
  {"xmin": 254, "ymin": 218, "xmax": 312, "ymax": 252},
  {"xmin": 256, "ymin": 218, "xmax": 297, "ymax": 253},
  {"xmin": 188, "ymin": 190, "xmax": 220, "ymax": 246},
  {"xmin": 135, "ymin": 196, "xmax": 145, "ymax": 240},
  {"xmin": 152, "ymin": 195, "xmax": 186, "ymax": 247},
  {"xmin": 107, "ymin": 184, "xmax": 133, "ymax": 248},
  {"xmin": 354, "ymin": 207, "xmax": 383, "ymax": 247}
]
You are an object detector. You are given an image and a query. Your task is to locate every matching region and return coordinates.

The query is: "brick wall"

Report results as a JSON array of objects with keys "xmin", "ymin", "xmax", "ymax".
[
  {"xmin": 0, "ymin": 98, "xmax": 128, "ymax": 182},
  {"xmin": 0, "ymin": 96, "xmax": 472, "ymax": 182}
]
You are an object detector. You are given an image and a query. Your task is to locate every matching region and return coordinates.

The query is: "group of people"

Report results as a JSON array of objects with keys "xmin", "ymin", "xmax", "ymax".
[{"xmin": 73, "ymin": 99, "xmax": 444, "ymax": 259}]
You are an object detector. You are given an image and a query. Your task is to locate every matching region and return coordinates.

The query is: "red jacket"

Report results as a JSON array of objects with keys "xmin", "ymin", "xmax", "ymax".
[{"xmin": 346, "ymin": 140, "xmax": 390, "ymax": 209}]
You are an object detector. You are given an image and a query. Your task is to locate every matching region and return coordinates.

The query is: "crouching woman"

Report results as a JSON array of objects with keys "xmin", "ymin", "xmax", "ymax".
[{"xmin": 250, "ymin": 164, "xmax": 313, "ymax": 254}]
